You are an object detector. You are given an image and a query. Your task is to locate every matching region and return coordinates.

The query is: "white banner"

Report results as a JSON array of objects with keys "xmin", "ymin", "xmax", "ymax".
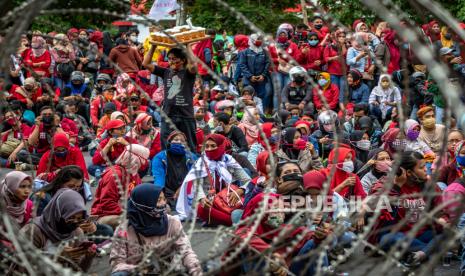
[{"xmin": 148, "ymin": 0, "xmax": 180, "ymax": 21}]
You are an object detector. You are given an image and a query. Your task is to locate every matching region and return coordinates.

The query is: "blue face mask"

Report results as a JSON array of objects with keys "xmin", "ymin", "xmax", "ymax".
[
  {"xmin": 457, "ymin": 155, "xmax": 465, "ymax": 167},
  {"xmin": 112, "ymin": 134, "xmax": 119, "ymax": 139},
  {"xmin": 308, "ymin": 40, "xmax": 319, "ymax": 46},
  {"xmin": 55, "ymin": 150, "xmax": 68, "ymax": 158},
  {"xmin": 168, "ymin": 143, "xmax": 186, "ymax": 155},
  {"xmin": 318, "ymin": 79, "xmax": 328, "ymax": 87},
  {"xmin": 291, "ymin": 115, "xmax": 299, "ymax": 120},
  {"xmin": 269, "ymin": 134, "xmax": 280, "ymax": 144}
]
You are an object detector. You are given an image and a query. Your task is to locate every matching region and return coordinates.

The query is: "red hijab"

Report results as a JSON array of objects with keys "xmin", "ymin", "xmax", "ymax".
[
  {"xmin": 257, "ymin": 122, "xmax": 277, "ymax": 152},
  {"xmin": 256, "ymin": 151, "xmax": 270, "ymax": 177},
  {"xmin": 383, "ymin": 30, "xmax": 400, "ymax": 73},
  {"xmin": 205, "ymin": 134, "xmax": 226, "ymax": 161},
  {"xmin": 234, "ymin": 34, "xmax": 249, "ymax": 51},
  {"xmin": 381, "ymin": 128, "xmax": 400, "ymax": 157}
]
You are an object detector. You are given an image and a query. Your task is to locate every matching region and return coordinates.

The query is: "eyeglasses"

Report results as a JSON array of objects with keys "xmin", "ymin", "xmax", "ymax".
[{"xmin": 130, "ymin": 98, "xmax": 139, "ymax": 102}]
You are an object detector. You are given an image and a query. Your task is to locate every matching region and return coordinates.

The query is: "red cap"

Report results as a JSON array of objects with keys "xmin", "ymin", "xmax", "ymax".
[
  {"xmin": 53, "ymin": 133, "xmax": 70, "ymax": 149},
  {"xmin": 106, "ymin": 119, "xmax": 125, "ymax": 130},
  {"xmin": 303, "ymin": 170, "xmax": 327, "ymax": 190}
]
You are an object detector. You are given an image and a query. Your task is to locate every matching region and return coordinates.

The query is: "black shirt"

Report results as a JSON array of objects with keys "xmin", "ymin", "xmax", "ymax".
[{"xmin": 152, "ymin": 66, "xmax": 195, "ymax": 118}]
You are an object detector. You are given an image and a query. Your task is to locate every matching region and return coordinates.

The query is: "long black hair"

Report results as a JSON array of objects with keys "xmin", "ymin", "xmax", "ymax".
[{"xmin": 46, "ymin": 165, "xmax": 85, "ymax": 200}]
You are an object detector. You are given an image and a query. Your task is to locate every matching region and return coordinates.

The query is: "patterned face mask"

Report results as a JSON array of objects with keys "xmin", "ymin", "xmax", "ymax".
[{"xmin": 130, "ymin": 198, "xmax": 166, "ymax": 218}]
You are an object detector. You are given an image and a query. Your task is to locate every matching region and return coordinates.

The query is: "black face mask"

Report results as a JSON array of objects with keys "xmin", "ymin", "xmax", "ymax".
[
  {"xmin": 444, "ymin": 33, "xmax": 452, "ymax": 40},
  {"xmin": 42, "ymin": 115, "xmax": 54, "ymax": 126},
  {"xmin": 314, "ymin": 24, "xmax": 323, "ymax": 30},
  {"xmin": 56, "ymin": 217, "xmax": 79, "ymax": 234},
  {"xmin": 294, "ymin": 76, "xmax": 305, "ymax": 84},
  {"xmin": 282, "ymin": 172, "xmax": 303, "ymax": 183}
]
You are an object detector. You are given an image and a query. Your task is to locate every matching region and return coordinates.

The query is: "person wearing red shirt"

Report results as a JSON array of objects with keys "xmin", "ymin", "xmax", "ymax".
[
  {"xmin": 90, "ymin": 85, "xmax": 122, "ymax": 128},
  {"xmin": 88, "ymin": 119, "xmax": 138, "ymax": 177},
  {"xmin": 36, "ymin": 133, "xmax": 89, "ymax": 183},
  {"xmin": 9, "ymin": 78, "xmax": 43, "ymax": 110},
  {"xmin": 91, "ymin": 144, "xmax": 149, "ymax": 229},
  {"xmin": 324, "ymin": 29, "xmax": 349, "ymax": 111},
  {"xmin": 126, "ymin": 112, "xmax": 161, "ymax": 159},
  {"xmin": 17, "ymin": 106, "xmax": 63, "ymax": 165},
  {"xmin": 312, "ymin": 72, "xmax": 340, "ymax": 111},
  {"xmin": 21, "ymin": 36, "xmax": 51, "ymax": 78},
  {"xmin": 122, "ymin": 93, "xmax": 148, "ymax": 121},
  {"xmin": 310, "ymin": 16, "xmax": 330, "ymax": 43},
  {"xmin": 297, "ymin": 32, "xmax": 325, "ymax": 71},
  {"xmin": 269, "ymin": 29, "xmax": 300, "ymax": 91}
]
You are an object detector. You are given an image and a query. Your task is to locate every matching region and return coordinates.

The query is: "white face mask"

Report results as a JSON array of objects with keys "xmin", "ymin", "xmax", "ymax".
[
  {"xmin": 340, "ymin": 161, "xmax": 354, "ymax": 173},
  {"xmin": 130, "ymin": 36, "xmax": 137, "ymax": 42},
  {"xmin": 356, "ymin": 140, "xmax": 371, "ymax": 151}
]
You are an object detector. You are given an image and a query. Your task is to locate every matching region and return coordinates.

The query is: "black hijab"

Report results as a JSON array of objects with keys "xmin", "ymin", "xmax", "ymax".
[
  {"xmin": 127, "ymin": 184, "xmax": 168, "ymax": 237},
  {"xmin": 281, "ymin": 127, "xmax": 300, "ymax": 160},
  {"xmin": 349, "ymin": 130, "xmax": 369, "ymax": 163}
]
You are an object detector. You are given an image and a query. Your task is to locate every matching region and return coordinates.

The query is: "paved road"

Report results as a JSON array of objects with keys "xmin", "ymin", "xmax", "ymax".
[{"xmin": 1, "ymin": 152, "xmax": 460, "ymax": 275}]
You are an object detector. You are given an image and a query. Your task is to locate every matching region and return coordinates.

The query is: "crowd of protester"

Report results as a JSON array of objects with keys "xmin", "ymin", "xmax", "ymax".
[{"xmin": 1, "ymin": 17, "xmax": 465, "ymax": 275}]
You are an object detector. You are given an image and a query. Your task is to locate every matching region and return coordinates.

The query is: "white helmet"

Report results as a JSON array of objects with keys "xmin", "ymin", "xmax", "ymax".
[{"xmin": 289, "ymin": 66, "xmax": 307, "ymax": 81}]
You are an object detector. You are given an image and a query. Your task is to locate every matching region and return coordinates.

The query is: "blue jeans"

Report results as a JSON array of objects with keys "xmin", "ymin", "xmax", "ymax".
[
  {"xmin": 379, "ymin": 230, "xmax": 440, "ymax": 256},
  {"xmin": 331, "ymin": 75, "xmax": 347, "ymax": 103},
  {"xmin": 244, "ymin": 78, "xmax": 272, "ymax": 110},
  {"xmin": 435, "ymin": 106, "xmax": 445, "ymax": 124},
  {"xmin": 290, "ymin": 239, "xmax": 329, "ymax": 275}
]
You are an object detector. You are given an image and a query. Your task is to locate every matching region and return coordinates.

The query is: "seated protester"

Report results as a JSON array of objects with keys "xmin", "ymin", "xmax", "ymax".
[
  {"xmin": 90, "ymin": 85, "xmax": 122, "ymax": 128},
  {"xmin": 274, "ymin": 161, "xmax": 306, "ymax": 197},
  {"xmin": 276, "ymin": 109, "xmax": 291, "ymax": 127},
  {"xmin": 110, "ymin": 111, "xmax": 131, "ymax": 133},
  {"xmin": 382, "ymin": 106, "xmax": 400, "ymax": 131},
  {"xmin": 213, "ymin": 99, "xmax": 236, "ymax": 118},
  {"xmin": 176, "ymin": 134, "xmax": 251, "ymax": 226},
  {"xmin": 96, "ymin": 102, "xmax": 118, "ymax": 136},
  {"xmin": 311, "ymin": 110, "xmax": 339, "ymax": 159},
  {"xmin": 286, "ymin": 104, "xmax": 302, "ymax": 126},
  {"xmin": 17, "ymin": 106, "xmax": 63, "ymax": 166},
  {"xmin": 35, "ymin": 79, "xmax": 57, "ymax": 114},
  {"xmin": 0, "ymin": 110, "xmax": 31, "ymax": 168},
  {"xmin": 320, "ymin": 147, "xmax": 367, "ymax": 199},
  {"xmin": 152, "ymin": 131, "xmax": 198, "ymax": 209},
  {"xmin": 247, "ymin": 122, "xmax": 279, "ymax": 168},
  {"xmin": 194, "ymin": 106, "xmax": 210, "ymax": 153},
  {"xmin": 376, "ymin": 151, "xmax": 443, "ymax": 266},
  {"xmin": 242, "ymin": 151, "xmax": 274, "ymax": 209},
  {"xmin": 312, "ymin": 72, "xmax": 340, "ymax": 111},
  {"xmin": 360, "ymin": 149, "xmax": 392, "ymax": 194},
  {"xmin": 304, "ymin": 170, "xmax": 357, "ymax": 247},
  {"xmin": 20, "ymin": 188, "xmax": 95, "ymax": 272},
  {"xmin": 417, "ymin": 106, "xmax": 445, "ymax": 156},
  {"xmin": 36, "ymin": 166, "xmax": 113, "ymax": 244},
  {"xmin": 36, "ymin": 133, "xmax": 89, "ymax": 184},
  {"xmin": 209, "ymin": 83, "xmax": 229, "ymax": 113},
  {"xmin": 368, "ymin": 74, "xmax": 401, "ymax": 124},
  {"xmin": 439, "ymin": 140, "xmax": 465, "ymax": 186},
  {"xmin": 63, "ymin": 100, "xmax": 93, "ymax": 148},
  {"xmin": 93, "ymin": 73, "xmax": 113, "ymax": 98},
  {"xmin": 236, "ymin": 85, "xmax": 264, "ymax": 115},
  {"xmin": 110, "ymin": 184, "xmax": 202, "ymax": 275},
  {"xmin": 404, "ymin": 119, "xmax": 434, "ymax": 156},
  {"xmin": 21, "ymin": 35, "xmax": 52, "ymax": 78},
  {"xmin": 136, "ymin": 69, "xmax": 157, "ymax": 100},
  {"xmin": 282, "ymin": 66, "xmax": 313, "ymax": 113},
  {"xmin": 123, "ymin": 93, "xmax": 150, "ymax": 122},
  {"xmin": 1, "ymin": 171, "xmax": 33, "ymax": 229},
  {"xmin": 346, "ymin": 69, "xmax": 370, "ymax": 105},
  {"xmin": 295, "ymin": 119, "xmax": 319, "ymax": 154},
  {"xmin": 381, "ymin": 127, "xmax": 408, "ymax": 157},
  {"xmin": 357, "ymin": 116, "xmax": 383, "ymax": 148},
  {"xmin": 61, "ymin": 71, "xmax": 92, "ymax": 124},
  {"xmin": 343, "ymin": 103, "xmax": 382, "ymax": 134},
  {"xmin": 114, "ymin": 72, "xmax": 137, "ymax": 103},
  {"xmin": 89, "ymin": 119, "xmax": 138, "ymax": 177},
  {"xmin": 213, "ymin": 112, "xmax": 248, "ymax": 154},
  {"xmin": 347, "ymin": 130, "xmax": 371, "ymax": 164},
  {"xmin": 408, "ymin": 72, "xmax": 432, "ymax": 120},
  {"xmin": 9, "ymin": 77, "xmax": 43, "ymax": 110},
  {"xmin": 225, "ymin": 193, "xmax": 329, "ymax": 275},
  {"xmin": 277, "ymin": 127, "xmax": 322, "ymax": 172},
  {"xmin": 91, "ymin": 144, "xmax": 150, "ymax": 229},
  {"xmin": 127, "ymin": 113, "xmax": 161, "ymax": 159},
  {"xmin": 237, "ymin": 106, "xmax": 260, "ymax": 147},
  {"xmin": 224, "ymin": 137, "xmax": 258, "ymax": 179},
  {"xmin": 297, "ymin": 32, "xmax": 325, "ymax": 71}
]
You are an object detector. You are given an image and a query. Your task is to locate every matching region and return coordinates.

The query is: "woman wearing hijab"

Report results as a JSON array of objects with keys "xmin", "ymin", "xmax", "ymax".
[
  {"xmin": 51, "ymin": 33, "xmax": 76, "ymax": 89},
  {"xmin": 361, "ymin": 149, "xmax": 392, "ymax": 194},
  {"xmin": 238, "ymin": 34, "xmax": 272, "ymax": 112},
  {"xmin": 320, "ymin": 147, "xmax": 367, "ymax": 199},
  {"xmin": 346, "ymin": 33, "xmax": 374, "ymax": 77},
  {"xmin": 176, "ymin": 134, "xmax": 251, "ymax": 226},
  {"xmin": 230, "ymin": 34, "xmax": 249, "ymax": 83},
  {"xmin": 115, "ymin": 72, "xmax": 136, "ymax": 102},
  {"xmin": 225, "ymin": 193, "xmax": 329, "ymax": 275},
  {"xmin": 404, "ymin": 119, "xmax": 434, "ymax": 156},
  {"xmin": 237, "ymin": 106, "xmax": 260, "ymax": 146},
  {"xmin": 127, "ymin": 113, "xmax": 161, "ymax": 159},
  {"xmin": 152, "ymin": 131, "xmax": 198, "ymax": 209},
  {"xmin": 110, "ymin": 184, "xmax": 202, "ymax": 275},
  {"xmin": 368, "ymin": 74, "xmax": 401, "ymax": 123},
  {"xmin": 381, "ymin": 127, "xmax": 405, "ymax": 157},
  {"xmin": 136, "ymin": 70, "xmax": 157, "ymax": 99},
  {"xmin": 276, "ymin": 127, "xmax": 322, "ymax": 172},
  {"xmin": 247, "ymin": 122, "xmax": 280, "ymax": 168},
  {"xmin": 348, "ymin": 130, "xmax": 371, "ymax": 164},
  {"xmin": 36, "ymin": 133, "xmax": 89, "ymax": 183},
  {"xmin": 91, "ymin": 144, "xmax": 150, "ymax": 229},
  {"xmin": 21, "ymin": 35, "xmax": 52, "ymax": 78},
  {"xmin": 1, "ymin": 171, "xmax": 33, "ymax": 228},
  {"xmin": 312, "ymin": 72, "xmax": 340, "ymax": 111},
  {"xmin": 347, "ymin": 69, "xmax": 370, "ymax": 105},
  {"xmin": 20, "ymin": 188, "xmax": 95, "ymax": 272}
]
